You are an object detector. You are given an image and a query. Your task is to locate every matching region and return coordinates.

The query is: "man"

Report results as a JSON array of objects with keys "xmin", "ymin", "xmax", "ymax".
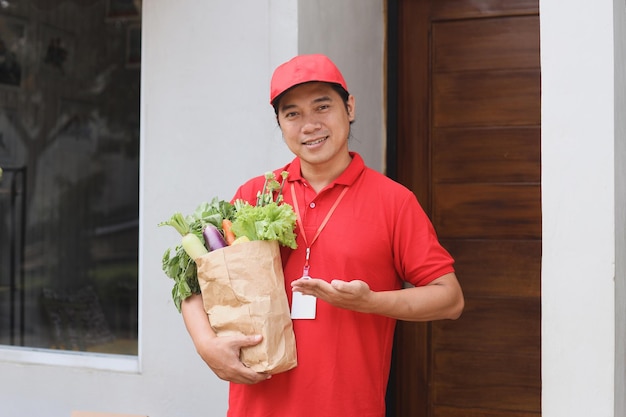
[{"xmin": 182, "ymin": 54, "xmax": 464, "ymax": 417}]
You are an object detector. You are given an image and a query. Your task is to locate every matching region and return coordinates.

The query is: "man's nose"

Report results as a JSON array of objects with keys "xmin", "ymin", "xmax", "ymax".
[{"xmin": 301, "ymin": 114, "xmax": 321, "ymax": 133}]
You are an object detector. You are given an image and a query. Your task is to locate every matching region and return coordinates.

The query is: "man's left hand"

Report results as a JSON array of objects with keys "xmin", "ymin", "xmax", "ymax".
[{"xmin": 291, "ymin": 277, "xmax": 373, "ymax": 312}]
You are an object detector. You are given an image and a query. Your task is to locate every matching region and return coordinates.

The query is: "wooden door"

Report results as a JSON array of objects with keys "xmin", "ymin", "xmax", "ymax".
[{"xmin": 388, "ymin": 1, "xmax": 542, "ymax": 416}]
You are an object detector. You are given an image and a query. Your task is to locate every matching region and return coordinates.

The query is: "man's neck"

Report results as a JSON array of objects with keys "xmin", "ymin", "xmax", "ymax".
[{"xmin": 301, "ymin": 153, "xmax": 352, "ymax": 193}]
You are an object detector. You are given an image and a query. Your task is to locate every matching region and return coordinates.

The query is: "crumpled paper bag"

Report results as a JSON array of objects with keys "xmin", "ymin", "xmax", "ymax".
[{"xmin": 195, "ymin": 239, "xmax": 297, "ymax": 374}]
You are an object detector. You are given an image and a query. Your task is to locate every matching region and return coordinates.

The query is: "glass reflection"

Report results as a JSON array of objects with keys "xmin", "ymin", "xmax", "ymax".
[{"xmin": 0, "ymin": 0, "xmax": 140, "ymax": 355}]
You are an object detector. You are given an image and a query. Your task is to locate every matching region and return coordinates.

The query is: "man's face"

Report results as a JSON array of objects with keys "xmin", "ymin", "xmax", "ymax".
[{"xmin": 276, "ymin": 82, "xmax": 355, "ymax": 170}]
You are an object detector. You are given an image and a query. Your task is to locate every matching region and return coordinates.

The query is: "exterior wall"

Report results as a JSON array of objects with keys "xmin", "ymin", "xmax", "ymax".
[
  {"xmin": 0, "ymin": 1, "xmax": 385, "ymax": 416},
  {"xmin": 541, "ymin": 0, "xmax": 625, "ymax": 416},
  {"xmin": 614, "ymin": 0, "xmax": 626, "ymax": 415}
]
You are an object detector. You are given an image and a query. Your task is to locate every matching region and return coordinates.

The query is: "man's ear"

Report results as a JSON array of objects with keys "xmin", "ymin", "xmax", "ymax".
[{"xmin": 347, "ymin": 95, "xmax": 356, "ymax": 122}]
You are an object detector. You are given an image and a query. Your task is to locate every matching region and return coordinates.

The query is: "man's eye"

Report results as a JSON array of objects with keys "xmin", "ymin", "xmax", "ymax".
[{"xmin": 318, "ymin": 104, "xmax": 330, "ymax": 111}]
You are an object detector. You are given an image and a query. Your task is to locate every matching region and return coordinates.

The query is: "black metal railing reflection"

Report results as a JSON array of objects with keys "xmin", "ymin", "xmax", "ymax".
[{"xmin": 0, "ymin": 166, "xmax": 27, "ymax": 346}]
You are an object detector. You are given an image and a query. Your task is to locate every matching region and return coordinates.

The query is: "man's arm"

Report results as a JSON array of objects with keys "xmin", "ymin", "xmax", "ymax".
[{"xmin": 291, "ymin": 272, "xmax": 464, "ymax": 321}]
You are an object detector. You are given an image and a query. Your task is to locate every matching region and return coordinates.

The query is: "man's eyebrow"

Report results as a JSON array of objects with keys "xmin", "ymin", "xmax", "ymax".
[
  {"xmin": 312, "ymin": 95, "xmax": 332, "ymax": 104},
  {"xmin": 279, "ymin": 95, "xmax": 333, "ymax": 113},
  {"xmin": 279, "ymin": 103, "xmax": 297, "ymax": 113}
]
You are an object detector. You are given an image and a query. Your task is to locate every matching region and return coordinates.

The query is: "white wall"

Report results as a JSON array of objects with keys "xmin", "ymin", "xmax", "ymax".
[
  {"xmin": 613, "ymin": 0, "xmax": 626, "ymax": 415},
  {"xmin": 298, "ymin": 0, "xmax": 386, "ymax": 172},
  {"xmin": 0, "ymin": 1, "xmax": 385, "ymax": 416},
  {"xmin": 541, "ymin": 0, "xmax": 625, "ymax": 416}
]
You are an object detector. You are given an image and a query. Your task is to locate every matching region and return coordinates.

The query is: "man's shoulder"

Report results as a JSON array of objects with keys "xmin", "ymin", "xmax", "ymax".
[{"xmin": 361, "ymin": 166, "xmax": 411, "ymax": 194}]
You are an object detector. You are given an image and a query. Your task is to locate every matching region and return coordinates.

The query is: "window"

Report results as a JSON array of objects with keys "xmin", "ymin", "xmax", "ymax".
[{"xmin": 0, "ymin": 0, "xmax": 140, "ymax": 356}]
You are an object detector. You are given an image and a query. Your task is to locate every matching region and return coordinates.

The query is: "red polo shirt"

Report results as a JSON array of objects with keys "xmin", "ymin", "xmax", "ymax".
[{"xmin": 227, "ymin": 152, "xmax": 454, "ymax": 417}]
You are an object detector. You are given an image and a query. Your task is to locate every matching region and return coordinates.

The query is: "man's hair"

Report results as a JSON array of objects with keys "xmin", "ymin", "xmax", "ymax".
[{"xmin": 272, "ymin": 83, "xmax": 351, "ymax": 120}]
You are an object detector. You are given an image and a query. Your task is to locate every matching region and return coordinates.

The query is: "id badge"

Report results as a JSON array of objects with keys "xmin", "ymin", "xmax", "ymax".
[{"xmin": 291, "ymin": 278, "xmax": 317, "ymax": 319}]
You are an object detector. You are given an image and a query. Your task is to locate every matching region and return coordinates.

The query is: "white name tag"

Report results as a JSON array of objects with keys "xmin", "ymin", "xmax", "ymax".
[{"xmin": 291, "ymin": 290, "xmax": 317, "ymax": 319}]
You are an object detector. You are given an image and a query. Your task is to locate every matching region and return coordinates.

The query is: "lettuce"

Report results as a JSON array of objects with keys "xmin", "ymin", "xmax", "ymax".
[
  {"xmin": 231, "ymin": 171, "xmax": 297, "ymax": 249},
  {"xmin": 231, "ymin": 201, "xmax": 297, "ymax": 249}
]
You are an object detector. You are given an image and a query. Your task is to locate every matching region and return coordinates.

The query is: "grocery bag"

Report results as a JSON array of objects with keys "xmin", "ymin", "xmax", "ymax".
[{"xmin": 195, "ymin": 239, "xmax": 297, "ymax": 374}]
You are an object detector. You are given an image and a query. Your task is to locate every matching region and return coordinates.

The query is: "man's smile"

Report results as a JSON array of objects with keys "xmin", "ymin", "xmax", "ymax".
[{"xmin": 302, "ymin": 136, "xmax": 328, "ymax": 146}]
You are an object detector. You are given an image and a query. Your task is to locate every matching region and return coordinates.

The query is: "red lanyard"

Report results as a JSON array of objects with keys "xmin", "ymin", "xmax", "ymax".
[{"xmin": 290, "ymin": 183, "xmax": 349, "ymax": 277}]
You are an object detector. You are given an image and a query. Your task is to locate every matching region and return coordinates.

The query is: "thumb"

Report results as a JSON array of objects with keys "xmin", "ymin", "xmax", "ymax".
[{"xmin": 238, "ymin": 334, "xmax": 263, "ymax": 347}]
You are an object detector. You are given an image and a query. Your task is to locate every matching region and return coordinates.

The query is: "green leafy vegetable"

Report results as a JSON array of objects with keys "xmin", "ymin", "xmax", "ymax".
[
  {"xmin": 232, "ymin": 171, "xmax": 297, "ymax": 249},
  {"xmin": 159, "ymin": 198, "xmax": 236, "ymax": 311},
  {"xmin": 231, "ymin": 201, "xmax": 297, "ymax": 249},
  {"xmin": 158, "ymin": 174, "xmax": 298, "ymax": 312}
]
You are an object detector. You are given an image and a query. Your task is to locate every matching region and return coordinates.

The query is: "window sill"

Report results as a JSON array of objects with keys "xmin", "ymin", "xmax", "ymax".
[{"xmin": 0, "ymin": 345, "xmax": 140, "ymax": 373}]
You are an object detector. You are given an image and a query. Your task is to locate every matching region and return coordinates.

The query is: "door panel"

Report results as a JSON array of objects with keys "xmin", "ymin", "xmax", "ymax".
[
  {"xmin": 428, "ymin": 297, "xmax": 541, "ymax": 414},
  {"xmin": 441, "ymin": 239, "xmax": 541, "ymax": 298},
  {"xmin": 432, "ymin": 17, "xmax": 540, "ymax": 71},
  {"xmin": 431, "ymin": 1, "xmax": 538, "ymax": 19},
  {"xmin": 433, "ymin": 70, "xmax": 541, "ymax": 127},
  {"xmin": 433, "ymin": 408, "xmax": 539, "ymax": 417},
  {"xmin": 433, "ymin": 183, "xmax": 541, "ymax": 238},
  {"xmin": 433, "ymin": 350, "xmax": 541, "ymax": 410},
  {"xmin": 432, "ymin": 298, "xmax": 541, "ymax": 354},
  {"xmin": 391, "ymin": 0, "xmax": 541, "ymax": 416},
  {"xmin": 433, "ymin": 127, "xmax": 541, "ymax": 183}
]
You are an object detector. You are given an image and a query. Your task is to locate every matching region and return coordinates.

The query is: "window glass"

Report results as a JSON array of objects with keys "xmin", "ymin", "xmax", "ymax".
[{"xmin": 0, "ymin": 0, "xmax": 140, "ymax": 355}]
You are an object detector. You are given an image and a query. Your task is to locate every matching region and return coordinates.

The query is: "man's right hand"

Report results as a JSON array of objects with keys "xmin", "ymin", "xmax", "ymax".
[
  {"xmin": 196, "ymin": 333, "xmax": 270, "ymax": 384},
  {"xmin": 181, "ymin": 294, "xmax": 270, "ymax": 384}
]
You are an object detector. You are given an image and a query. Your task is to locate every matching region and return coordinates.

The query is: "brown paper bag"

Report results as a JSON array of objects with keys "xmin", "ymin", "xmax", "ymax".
[{"xmin": 195, "ymin": 240, "xmax": 297, "ymax": 374}]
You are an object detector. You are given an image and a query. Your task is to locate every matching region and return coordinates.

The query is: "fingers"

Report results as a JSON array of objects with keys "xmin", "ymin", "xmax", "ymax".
[
  {"xmin": 228, "ymin": 366, "xmax": 271, "ymax": 385},
  {"xmin": 292, "ymin": 278, "xmax": 373, "ymax": 313},
  {"xmin": 292, "ymin": 277, "xmax": 360, "ymax": 295},
  {"xmin": 226, "ymin": 335, "xmax": 271, "ymax": 384},
  {"xmin": 291, "ymin": 277, "xmax": 330, "ymax": 294},
  {"xmin": 199, "ymin": 333, "xmax": 270, "ymax": 385},
  {"xmin": 330, "ymin": 279, "xmax": 352, "ymax": 292},
  {"xmin": 240, "ymin": 334, "xmax": 263, "ymax": 347}
]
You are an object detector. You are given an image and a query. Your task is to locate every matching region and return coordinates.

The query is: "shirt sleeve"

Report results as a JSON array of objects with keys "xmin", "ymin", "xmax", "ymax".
[{"xmin": 393, "ymin": 192, "xmax": 455, "ymax": 287}]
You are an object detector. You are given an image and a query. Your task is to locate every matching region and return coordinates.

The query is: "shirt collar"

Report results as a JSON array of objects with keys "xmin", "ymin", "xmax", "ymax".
[{"xmin": 285, "ymin": 152, "xmax": 365, "ymax": 188}]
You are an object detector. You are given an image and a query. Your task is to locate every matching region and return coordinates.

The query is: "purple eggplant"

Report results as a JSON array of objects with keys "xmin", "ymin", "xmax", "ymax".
[{"xmin": 203, "ymin": 224, "xmax": 228, "ymax": 251}]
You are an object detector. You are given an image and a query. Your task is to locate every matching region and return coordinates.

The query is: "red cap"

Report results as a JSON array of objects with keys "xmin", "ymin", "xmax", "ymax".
[{"xmin": 270, "ymin": 54, "xmax": 348, "ymax": 105}]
